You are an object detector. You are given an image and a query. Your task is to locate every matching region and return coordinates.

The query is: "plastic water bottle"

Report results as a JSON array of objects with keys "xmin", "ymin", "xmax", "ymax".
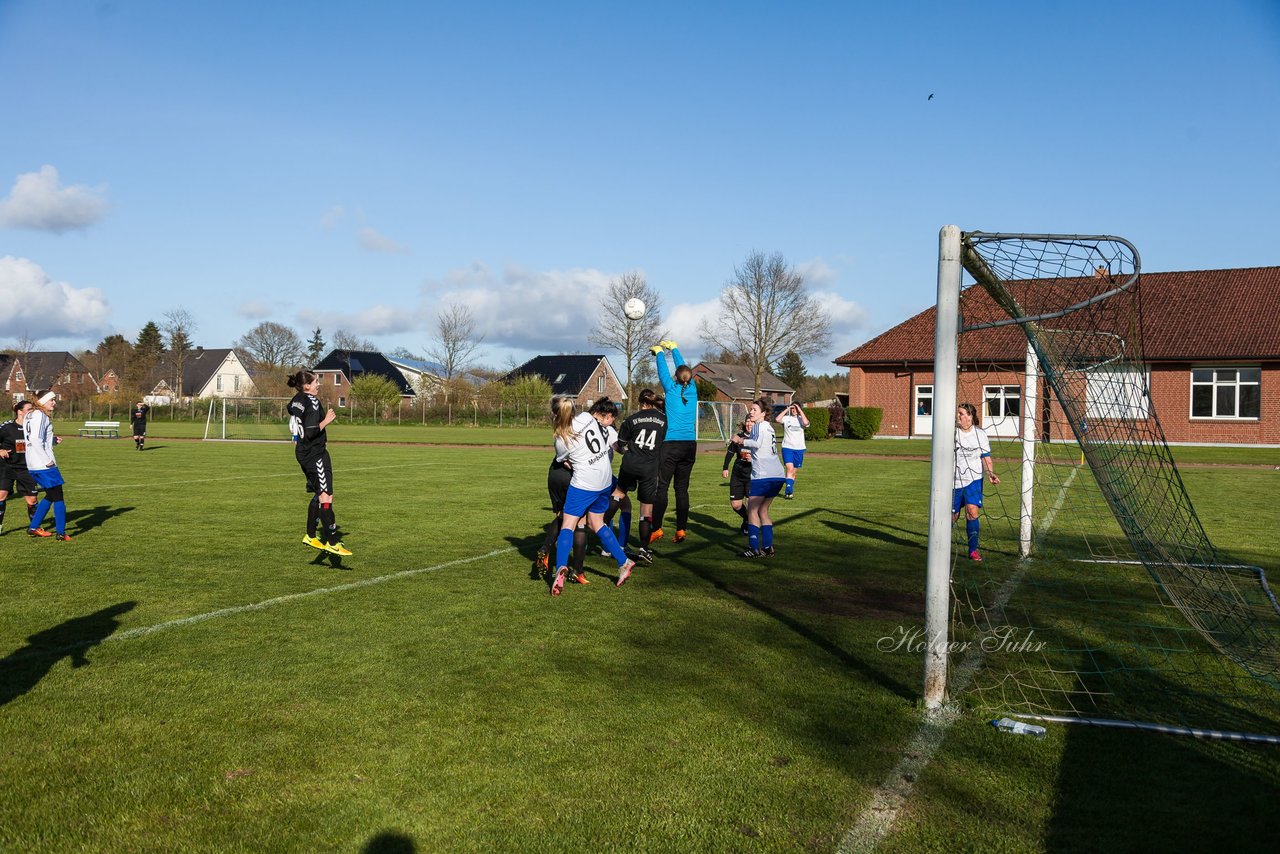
[{"xmin": 992, "ymin": 717, "xmax": 1046, "ymax": 737}]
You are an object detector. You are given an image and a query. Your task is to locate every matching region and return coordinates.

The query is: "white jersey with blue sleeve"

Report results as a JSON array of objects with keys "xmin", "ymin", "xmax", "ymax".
[
  {"xmin": 555, "ymin": 411, "xmax": 617, "ymax": 492},
  {"xmin": 743, "ymin": 421, "xmax": 785, "ymax": 480},
  {"xmin": 780, "ymin": 414, "xmax": 807, "ymax": 451},
  {"xmin": 954, "ymin": 426, "xmax": 991, "ymax": 488}
]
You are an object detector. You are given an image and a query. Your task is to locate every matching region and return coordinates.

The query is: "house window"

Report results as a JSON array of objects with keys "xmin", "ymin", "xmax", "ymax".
[
  {"xmin": 338, "ymin": 396, "xmax": 346, "ymax": 408},
  {"xmin": 216, "ymin": 375, "xmax": 223, "ymax": 392},
  {"xmin": 597, "ymin": 375, "xmax": 605, "ymax": 393},
  {"xmin": 983, "ymin": 385, "xmax": 1021, "ymax": 422},
  {"xmin": 555, "ymin": 373, "xmax": 566, "ymax": 384},
  {"xmin": 234, "ymin": 375, "xmax": 240, "ymax": 391},
  {"xmin": 1191, "ymin": 367, "xmax": 1260, "ymax": 419},
  {"xmin": 915, "ymin": 385, "xmax": 933, "ymax": 416},
  {"xmin": 1086, "ymin": 367, "xmax": 1149, "ymax": 420}
]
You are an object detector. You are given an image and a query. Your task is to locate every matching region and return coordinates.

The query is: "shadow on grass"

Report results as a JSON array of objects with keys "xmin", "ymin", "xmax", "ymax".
[
  {"xmin": 64, "ymin": 505, "xmax": 135, "ymax": 534},
  {"xmin": 0, "ymin": 601, "xmax": 137, "ymax": 707},
  {"xmin": 364, "ymin": 830, "xmax": 416, "ymax": 853}
]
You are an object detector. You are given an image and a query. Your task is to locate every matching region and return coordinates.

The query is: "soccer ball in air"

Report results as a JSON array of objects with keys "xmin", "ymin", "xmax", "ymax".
[{"xmin": 623, "ymin": 298, "xmax": 647, "ymax": 321}]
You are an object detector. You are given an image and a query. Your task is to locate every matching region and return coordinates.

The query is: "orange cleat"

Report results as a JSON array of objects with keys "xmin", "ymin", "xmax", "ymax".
[
  {"xmin": 649, "ymin": 528, "xmax": 664, "ymax": 543},
  {"xmin": 28, "ymin": 528, "xmax": 52, "ymax": 538},
  {"xmin": 674, "ymin": 529, "xmax": 687, "ymax": 543}
]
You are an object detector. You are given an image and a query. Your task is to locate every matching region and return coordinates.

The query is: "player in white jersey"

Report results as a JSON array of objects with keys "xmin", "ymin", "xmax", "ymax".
[
  {"xmin": 23, "ymin": 391, "xmax": 71, "ymax": 540},
  {"xmin": 952, "ymin": 402, "xmax": 1000, "ymax": 561},
  {"xmin": 775, "ymin": 402, "xmax": 810, "ymax": 499},
  {"xmin": 549, "ymin": 397, "xmax": 636, "ymax": 595},
  {"xmin": 730, "ymin": 398, "xmax": 786, "ymax": 558}
]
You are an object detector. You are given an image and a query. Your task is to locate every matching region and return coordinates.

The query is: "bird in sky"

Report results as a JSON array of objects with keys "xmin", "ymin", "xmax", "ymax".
[{"xmin": 928, "ymin": 93, "xmax": 934, "ymax": 100}]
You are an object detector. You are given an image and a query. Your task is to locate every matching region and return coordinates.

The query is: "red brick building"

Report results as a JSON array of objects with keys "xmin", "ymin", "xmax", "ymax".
[{"xmin": 835, "ymin": 266, "xmax": 1280, "ymax": 445}]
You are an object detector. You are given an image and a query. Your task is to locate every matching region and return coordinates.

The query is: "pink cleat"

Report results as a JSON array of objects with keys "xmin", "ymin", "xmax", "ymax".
[
  {"xmin": 615, "ymin": 559, "xmax": 635, "ymax": 587},
  {"xmin": 550, "ymin": 567, "xmax": 568, "ymax": 597}
]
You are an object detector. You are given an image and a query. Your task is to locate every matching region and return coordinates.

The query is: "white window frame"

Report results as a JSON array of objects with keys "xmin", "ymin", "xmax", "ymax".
[
  {"xmin": 216, "ymin": 375, "xmax": 223, "ymax": 392},
  {"xmin": 1086, "ymin": 366, "xmax": 1150, "ymax": 421},
  {"xmin": 982, "ymin": 384, "xmax": 1022, "ymax": 422},
  {"xmin": 338, "ymin": 396, "xmax": 347, "ymax": 408},
  {"xmin": 234, "ymin": 375, "xmax": 241, "ymax": 392},
  {"xmin": 597, "ymin": 375, "xmax": 605, "ymax": 393},
  {"xmin": 1190, "ymin": 366, "xmax": 1260, "ymax": 420},
  {"xmin": 915, "ymin": 384, "xmax": 934, "ymax": 417}
]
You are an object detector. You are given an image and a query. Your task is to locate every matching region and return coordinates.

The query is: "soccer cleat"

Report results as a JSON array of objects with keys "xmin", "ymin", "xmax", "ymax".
[
  {"xmin": 762, "ymin": 545, "xmax": 776, "ymax": 557},
  {"xmin": 571, "ymin": 572, "xmax": 591, "ymax": 585},
  {"xmin": 303, "ymin": 534, "xmax": 325, "ymax": 550},
  {"xmin": 739, "ymin": 521, "xmax": 750, "ymax": 535},
  {"xmin": 551, "ymin": 567, "xmax": 568, "ymax": 596},
  {"xmin": 740, "ymin": 548, "xmax": 764, "ymax": 558},
  {"xmin": 649, "ymin": 528, "xmax": 664, "ymax": 543},
  {"xmin": 615, "ymin": 559, "xmax": 635, "ymax": 587},
  {"xmin": 674, "ymin": 529, "xmax": 686, "ymax": 543},
  {"xmin": 783, "ymin": 493, "xmax": 794, "ymax": 500},
  {"xmin": 325, "ymin": 541, "xmax": 353, "ymax": 556},
  {"xmin": 55, "ymin": 533, "xmax": 72, "ymax": 541},
  {"xmin": 969, "ymin": 550, "xmax": 983, "ymax": 562},
  {"xmin": 599, "ymin": 547, "xmax": 611, "ymax": 558},
  {"xmin": 635, "ymin": 547, "xmax": 654, "ymax": 566},
  {"xmin": 28, "ymin": 528, "xmax": 52, "ymax": 538},
  {"xmin": 535, "ymin": 548, "xmax": 549, "ymax": 572}
]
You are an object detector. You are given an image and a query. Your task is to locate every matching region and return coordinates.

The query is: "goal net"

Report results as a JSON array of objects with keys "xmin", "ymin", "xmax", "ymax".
[
  {"xmin": 697, "ymin": 400, "xmax": 749, "ymax": 443},
  {"xmin": 926, "ymin": 228, "xmax": 1279, "ymax": 740},
  {"xmin": 202, "ymin": 397, "xmax": 294, "ymax": 441}
]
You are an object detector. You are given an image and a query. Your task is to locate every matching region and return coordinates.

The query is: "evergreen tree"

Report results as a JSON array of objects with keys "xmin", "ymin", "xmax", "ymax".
[
  {"xmin": 776, "ymin": 350, "xmax": 807, "ymax": 391},
  {"xmin": 127, "ymin": 321, "xmax": 166, "ymax": 393},
  {"xmin": 306, "ymin": 328, "xmax": 326, "ymax": 365},
  {"xmin": 134, "ymin": 321, "xmax": 165, "ymax": 358}
]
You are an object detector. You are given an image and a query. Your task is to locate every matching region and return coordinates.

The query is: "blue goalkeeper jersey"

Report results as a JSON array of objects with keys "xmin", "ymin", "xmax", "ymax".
[{"xmin": 656, "ymin": 346, "xmax": 698, "ymax": 441}]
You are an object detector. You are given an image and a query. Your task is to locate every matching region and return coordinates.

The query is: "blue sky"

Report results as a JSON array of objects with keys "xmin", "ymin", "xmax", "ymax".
[{"xmin": 2, "ymin": 0, "xmax": 1278, "ymax": 374}]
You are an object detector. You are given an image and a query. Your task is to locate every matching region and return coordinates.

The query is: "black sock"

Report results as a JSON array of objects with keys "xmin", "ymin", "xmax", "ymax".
[
  {"xmin": 542, "ymin": 517, "xmax": 560, "ymax": 552},
  {"xmin": 27, "ymin": 502, "xmax": 35, "ymax": 520},
  {"xmin": 638, "ymin": 516, "xmax": 651, "ymax": 547},
  {"xmin": 319, "ymin": 503, "xmax": 336, "ymax": 544},
  {"xmin": 307, "ymin": 498, "xmax": 320, "ymax": 537},
  {"xmin": 572, "ymin": 527, "xmax": 587, "ymax": 572},
  {"xmin": 0, "ymin": 499, "xmax": 6, "ymax": 526}
]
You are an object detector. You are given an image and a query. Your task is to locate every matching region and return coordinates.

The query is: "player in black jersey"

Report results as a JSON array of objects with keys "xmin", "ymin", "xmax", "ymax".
[
  {"xmin": 287, "ymin": 369, "xmax": 351, "ymax": 557},
  {"xmin": 130, "ymin": 401, "xmax": 150, "ymax": 451},
  {"xmin": 720, "ymin": 419, "xmax": 753, "ymax": 535},
  {"xmin": 0, "ymin": 401, "xmax": 39, "ymax": 533},
  {"xmin": 609, "ymin": 388, "xmax": 667, "ymax": 565}
]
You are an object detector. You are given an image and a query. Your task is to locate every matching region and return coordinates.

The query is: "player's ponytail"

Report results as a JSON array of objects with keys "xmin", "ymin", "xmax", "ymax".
[
  {"xmin": 637, "ymin": 388, "xmax": 658, "ymax": 408},
  {"xmin": 551, "ymin": 395, "xmax": 576, "ymax": 445},
  {"xmin": 287, "ymin": 370, "xmax": 317, "ymax": 390},
  {"xmin": 958, "ymin": 401, "xmax": 980, "ymax": 426}
]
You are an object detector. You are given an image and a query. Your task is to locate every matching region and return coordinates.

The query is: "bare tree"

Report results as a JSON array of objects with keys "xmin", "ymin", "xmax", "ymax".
[
  {"xmin": 587, "ymin": 271, "xmax": 667, "ymax": 407},
  {"xmin": 162, "ymin": 308, "xmax": 198, "ymax": 400},
  {"xmin": 237, "ymin": 321, "xmax": 306, "ymax": 370},
  {"xmin": 426, "ymin": 303, "xmax": 484, "ymax": 403},
  {"xmin": 698, "ymin": 251, "xmax": 832, "ymax": 397},
  {"xmin": 332, "ymin": 329, "xmax": 377, "ymax": 352}
]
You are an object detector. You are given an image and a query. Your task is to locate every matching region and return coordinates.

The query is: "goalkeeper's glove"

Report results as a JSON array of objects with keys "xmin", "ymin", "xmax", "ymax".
[
  {"xmin": 650, "ymin": 345, "xmax": 664, "ymax": 355},
  {"xmin": 660, "ymin": 340, "xmax": 678, "ymax": 351}
]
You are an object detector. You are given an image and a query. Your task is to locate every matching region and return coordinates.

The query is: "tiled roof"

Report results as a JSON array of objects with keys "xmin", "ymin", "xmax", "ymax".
[
  {"xmin": 20, "ymin": 352, "xmax": 93, "ymax": 388},
  {"xmin": 505, "ymin": 355, "xmax": 607, "ymax": 396},
  {"xmin": 313, "ymin": 349, "xmax": 416, "ymax": 395},
  {"xmin": 695, "ymin": 362, "xmax": 794, "ymax": 396},
  {"xmin": 836, "ymin": 266, "xmax": 1280, "ymax": 365}
]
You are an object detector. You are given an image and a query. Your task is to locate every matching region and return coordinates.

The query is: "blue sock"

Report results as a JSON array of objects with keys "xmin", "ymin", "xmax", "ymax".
[
  {"xmin": 762, "ymin": 525, "xmax": 773, "ymax": 549},
  {"xmin": 53, "ymin": 502, "xmax": 66, "ymax": 536},
  {"xmin": 785, "ymin": 478, "xmax": 794, "ymax": 495},
  {"xmin": 966, "ymin": 519, "xmax": 980, "ymax": 553},
  {"xmin": 30, "ymin": 498, "xmax": 51, "ymax": 530},
  {"xmin": 595, "ymin": 525, "xmax": 628, "ymax": 566},
  {"xmin": 619, "ymin": 512, "xmax": 631, "ymax": 549},
  {"xmin": 0, "ymin": 498, "xmax": 6, "ymax": 523},
  {"xmin": 748, "ymin": 525, "xmax": 760, "ymax": 551},
  {"xmin": 554, "ymin": 526, "xmax": 575, "ymax": 570}
]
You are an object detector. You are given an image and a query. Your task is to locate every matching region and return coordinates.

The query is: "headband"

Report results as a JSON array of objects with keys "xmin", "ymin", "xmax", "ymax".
[{"xmin": 38, "ymin": 391, "xmax": 57, "ymax": 406}]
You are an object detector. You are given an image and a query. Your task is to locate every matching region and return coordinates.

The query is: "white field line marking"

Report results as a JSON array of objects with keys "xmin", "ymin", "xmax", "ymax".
[
  {"xmin": 837, "ymin": 465, "xmax": 1082, "ymax": 854},
  {"xmin": 8, "ymin": 548, "xmax": 515, "ymax": 663}
]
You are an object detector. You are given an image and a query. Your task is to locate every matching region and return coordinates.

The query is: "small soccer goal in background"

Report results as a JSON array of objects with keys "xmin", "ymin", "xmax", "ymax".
[
  {"xmin": 696, "ymin": 400, "xmax": 749, "ymax": 443},
  {"xmin": 202, "ymin": 397, "xmax": 293, "ymax": 441},
  {"xmin": 924, "ymin": 226, "xmax": 1280, "ymax": 743}
]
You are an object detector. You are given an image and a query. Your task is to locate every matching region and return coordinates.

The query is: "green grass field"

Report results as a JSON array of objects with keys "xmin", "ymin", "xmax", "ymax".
[{"xmin": 2, "ymin": 433, "xmax": 1277, "ymax": 852}]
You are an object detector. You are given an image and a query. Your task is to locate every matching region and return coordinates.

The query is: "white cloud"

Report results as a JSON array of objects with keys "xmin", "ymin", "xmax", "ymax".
[
  {"xmin": 357, "ymin": 226, "xmax": 409, "ymax": 254},
  {"xmin": 296, "ymin": 303, "xmax": 422, "ymax": 337},
  {"xmin": 796, "ymin": 257, "xmax": 839, "ymax": 288},
  {"xmin": 320, "ymin": 204, "xmax": 345, "ymax": 230},
  {"xmin": 0, "ymin": 166, "xmax": 108, "ymax": 233},
  {"xmin": 0, "ymin": 256, "xmax": 111, "ymax": 338},
  {"xmin": 237, "ymin": 299, "xmax": 276, "ymax": 319}
]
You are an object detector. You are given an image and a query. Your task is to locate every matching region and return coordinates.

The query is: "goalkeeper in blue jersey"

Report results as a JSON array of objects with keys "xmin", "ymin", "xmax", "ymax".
[{"xmin": 651, "ymin": 340, "xmax": 698, "ymax": 544}]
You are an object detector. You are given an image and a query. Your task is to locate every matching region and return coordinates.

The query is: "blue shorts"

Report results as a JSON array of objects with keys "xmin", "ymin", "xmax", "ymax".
[
  {"xmin": 781, "ymin": 448, "xmax": 806, "ymax": 469},
  {"xmin": 748, "ymin": 477, "xmax": 785, "ymax": 498},
  {"xmin": 563, "ymin": 483, "xmax": 614, "ymax": 517},
  {"xmin": 31, "ymin": 466, "xmax": 65, "ymax": 490},
  {"xmin": 953, "ymin": 480, "xmax": 983, "ymax": 513}
]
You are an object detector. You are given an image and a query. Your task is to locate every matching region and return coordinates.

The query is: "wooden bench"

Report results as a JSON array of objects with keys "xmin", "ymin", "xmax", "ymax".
[{"xmin": 79, "ymin": 421, "xmax": 121, "ymax": 439}]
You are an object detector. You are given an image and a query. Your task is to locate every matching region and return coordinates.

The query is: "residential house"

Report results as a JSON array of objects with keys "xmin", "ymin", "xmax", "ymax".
[
  {"xmin": 834, "ymin": 266, "xmax": 1280, "ymax": 445},
  {"xmin": 146, "ymin": 348, "xmax": 256, "ymax": 403},
  {"xmin": 20, "ymin": 352, "xmax": 97, "ymax": 400},
  {"xmin": 311, "ymin": 350, "xmax": 416, "ymax": 408},
  {"xmin": 692, "ymin": 362, "xmax": 795, "ymax": 408},
  {"xmin": 0, "ymin": 355, "xmax": 24, "ymax": 400},
  {"xmin": 505, "ymin": 355, "xmax": 624, "ymax": 408}
]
